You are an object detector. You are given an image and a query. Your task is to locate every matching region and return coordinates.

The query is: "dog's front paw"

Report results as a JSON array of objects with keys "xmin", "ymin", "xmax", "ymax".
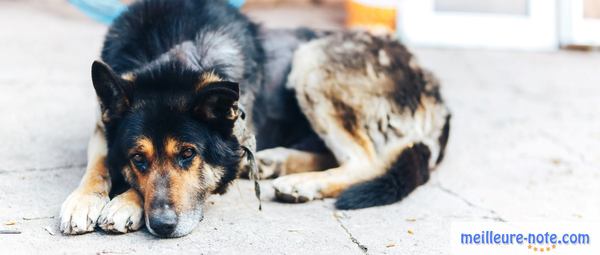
[
  {"xmin": 256, "ymin": 148, "xmax": 290, "ymax": 179},
  {"xmin": 98, "ymin": 189, "xmax": 144, "ymax": 234},
  {"xmin": 272, "ymin": 173, "xmax": 325, "ymax": 203},
  {"xmin": 60, "ymin": 189, "xmax": 109, "ymax": 235}
]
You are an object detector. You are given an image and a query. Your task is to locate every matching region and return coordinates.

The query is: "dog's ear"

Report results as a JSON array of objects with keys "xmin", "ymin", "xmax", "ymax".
[
  {"xmin": 91, "ymin": 60, "xmax": 130, "ymax": 123},
  {"xmin": 193, "ymin": 81, "xmax": 240, "ymax": 132}
]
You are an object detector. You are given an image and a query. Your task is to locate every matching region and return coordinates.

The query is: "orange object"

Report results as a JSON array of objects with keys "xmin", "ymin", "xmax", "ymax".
[{"xmin": 346, "ymin": 0, "xmax": 397, "ymax": 33}]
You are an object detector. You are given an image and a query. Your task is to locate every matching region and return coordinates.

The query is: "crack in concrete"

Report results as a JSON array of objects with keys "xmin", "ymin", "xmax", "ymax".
[
  {"xmin": 435, "ymin": 184, "xmax": 506, "ymax": 222},
  {"xmin": 0, "ymin": 163, "xmax": 85, "ymax": 174},
  {"xmin": 333, "ymin": 212, "xmax": 368, "ymax": 254}
]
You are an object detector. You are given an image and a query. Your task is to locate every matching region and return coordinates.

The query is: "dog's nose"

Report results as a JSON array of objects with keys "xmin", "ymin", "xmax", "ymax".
[{"xmin": 149, "ymin": 208, "xmax": 177, "ymax": 237}]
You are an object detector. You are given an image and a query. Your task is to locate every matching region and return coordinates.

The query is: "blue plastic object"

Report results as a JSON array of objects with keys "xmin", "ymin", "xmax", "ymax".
[
  {"xmin": 69, "ymin": 0, "xmax": 127, "ymax": 25},
  {"xmin": 70, "ymin": 0, "xmax": 245, "ymax": 25},
  {"xmin": 228, "ymin": 0, "xmax": 245, "ymax": 8}
]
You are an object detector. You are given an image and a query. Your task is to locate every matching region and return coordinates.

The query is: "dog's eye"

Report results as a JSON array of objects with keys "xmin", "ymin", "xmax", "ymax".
[
  {"xmin": 132, "ymin": 154, "xmax": 145, "ymax": 163},
  {"xmin": 131, "ymin": 154, "xmax": 147, "ymax": 171},
  {"xmin": 181, "ymin": 148, "xmax": 195, "ymax": 160}
]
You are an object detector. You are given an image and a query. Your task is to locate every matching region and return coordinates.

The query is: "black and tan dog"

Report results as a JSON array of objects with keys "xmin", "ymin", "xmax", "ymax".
[{"xmin": 60, "ymin": 0, "xmax": 450, "ymax": 238}]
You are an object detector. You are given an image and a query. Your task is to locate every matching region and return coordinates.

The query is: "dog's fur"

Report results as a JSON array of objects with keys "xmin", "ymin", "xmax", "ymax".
[{"xmin": 60, "ymin": 0, "xmax": 450, "ymax": 238}]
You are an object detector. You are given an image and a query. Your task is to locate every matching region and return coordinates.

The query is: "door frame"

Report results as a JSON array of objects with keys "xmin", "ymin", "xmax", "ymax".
[
  {"xmin": 560, "ymin": 0, "xmax": 600, "ymax": 46},
  {"xmin": 397, "ymin": 0, "xmax": 559, "ymax": 50}
]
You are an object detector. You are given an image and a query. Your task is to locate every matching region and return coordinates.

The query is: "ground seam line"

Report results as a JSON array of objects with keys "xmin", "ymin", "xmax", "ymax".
[
  {"xmin": 0, "ymin": 163, "xmax": 86, "ymax": 174},
  {"xmin": 333, "ymin": 211, "xmax": 368, "ymax": 254},
  {"xmin": 436, "ymin": 183, "xmax": 506, "ymax": 222}
]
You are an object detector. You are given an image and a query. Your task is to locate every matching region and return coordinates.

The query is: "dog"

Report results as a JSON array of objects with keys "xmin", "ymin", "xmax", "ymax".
[{"xmin": 59, "ymin": 0, "xmax": 450, "ymax": 238}]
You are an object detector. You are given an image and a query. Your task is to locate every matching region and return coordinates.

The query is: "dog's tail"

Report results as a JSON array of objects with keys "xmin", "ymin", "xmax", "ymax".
[
  {"xmin": 335, "ymin": 113, "xmax": 450, "ymax": 210},
  {"xmin": 334, "ymin": 143, "xmax": 432, "ymax": 210}
]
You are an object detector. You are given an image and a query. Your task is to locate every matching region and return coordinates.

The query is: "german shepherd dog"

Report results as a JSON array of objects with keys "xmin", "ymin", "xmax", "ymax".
[{"xmin": 60, "ymin": 0, "xmax": 450, "ymax": 238}]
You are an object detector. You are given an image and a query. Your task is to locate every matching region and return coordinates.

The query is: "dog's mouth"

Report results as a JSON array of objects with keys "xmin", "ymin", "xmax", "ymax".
[{"xmin": 145, "ymin": 206, "xmax": 204, "ymax": 238}]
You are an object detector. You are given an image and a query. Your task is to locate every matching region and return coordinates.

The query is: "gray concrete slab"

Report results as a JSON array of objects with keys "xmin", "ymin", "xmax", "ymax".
[{"xmin": 0, "ymin": 2, "xmax": 599, "ymax": 254}]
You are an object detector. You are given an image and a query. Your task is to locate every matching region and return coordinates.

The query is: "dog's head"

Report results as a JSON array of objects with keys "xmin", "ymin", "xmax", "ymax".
[{"xmin": 91, "ymin": 61, "xmax": 244, "ymax": 237}]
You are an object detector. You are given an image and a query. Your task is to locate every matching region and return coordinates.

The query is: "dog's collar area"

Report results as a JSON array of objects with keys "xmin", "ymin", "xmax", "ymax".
[
  {"xmin": 242, "ymin": 145, "xmax": 262, "ymax": 211},
  {"xmin": 238, "ymin": 107, "xmax": 246, "ymax": 120},
  {"xmin": 233, "ymin": 103, "xmax": 261, "ymax": 211}
]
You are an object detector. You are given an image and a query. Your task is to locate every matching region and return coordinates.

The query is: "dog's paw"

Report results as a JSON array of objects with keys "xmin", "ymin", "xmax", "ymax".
[
  {"xmin": 256, "ymin": 148, "xmax": 290, "ymax": 179},
  {"xmin": 98, "ymin": 189, "xmax": 144, "ymax": 234},
  {"xmin": 60, "ymin": 189, "xmax": 109, "ymax": 235},
  {"xmin": 272, "ymin": 173, "xmax": 325, "ymax": 203}
]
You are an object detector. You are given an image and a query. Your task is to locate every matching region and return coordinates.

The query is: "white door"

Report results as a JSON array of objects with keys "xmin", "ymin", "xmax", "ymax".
[
  {"xmin": 397, "ymin": 0, "xmax": 558, "ymax": 50},
  {"xmin": 561, "ymin": 0, "xmax": 600, "ymax": 46}
]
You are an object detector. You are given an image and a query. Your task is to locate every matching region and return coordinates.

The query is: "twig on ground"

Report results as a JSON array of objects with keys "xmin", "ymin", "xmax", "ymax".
[{"xmin": 44, "ymin": 226, "xmax": 55, "ymax": 236}]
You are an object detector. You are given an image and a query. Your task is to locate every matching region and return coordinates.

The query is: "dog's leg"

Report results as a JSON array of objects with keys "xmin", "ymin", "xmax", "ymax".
[
  {"xmin": 272, "ymin": 32, "xmax": 450, "ymax": 206},
  {"xmin": 273, "ymin": 34, "xmax": 428, "ymax": 203},
  {"xmin": 273, "ymin": 166, "xmax": 371, "ymax": 203},
  {"xmin": 270, "ymin": 114, "xmax": 423, "ymax": 202},
  {"xmin": 271, "ymin": 135, "xmax": 385, "ymax": 202},
  {"xmin": 272, "ymin": 80, "xmax": 385, "ymax": 201},
  {"xmin": 60, "ymin": 123, "xmax": 110, "ymax": 234},
  {"xmin": 256, "ymin": 147, "xmax": 337, "ymax": 178},
  {"xmin": 98, "ymin": 188, "xmax": 144, "ymax": 233},
  {"xmin": 272, "ymin": 142, "xmax": 426, "ymax": 203}
]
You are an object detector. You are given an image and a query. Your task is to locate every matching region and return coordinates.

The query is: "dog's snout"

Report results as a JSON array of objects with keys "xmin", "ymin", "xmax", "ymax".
[{"xmin": 148, "ymin": 207, "xmax": 177, "ymax": 237}]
